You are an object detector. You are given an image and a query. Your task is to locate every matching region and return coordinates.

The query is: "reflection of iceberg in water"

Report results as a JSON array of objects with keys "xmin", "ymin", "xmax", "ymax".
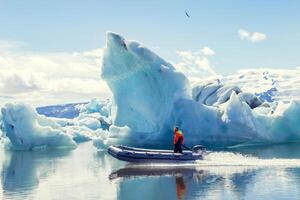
[
  {"xmin": 1, "ymin": 143, "xmax": 120, "ymax": 199},
  {"xmin": 1, "ymin": 149, "xmax": 71, "ymax": 198},
  {"xmin": 111, "ymin": 150, "xmax": 300, "ymax": 200}
]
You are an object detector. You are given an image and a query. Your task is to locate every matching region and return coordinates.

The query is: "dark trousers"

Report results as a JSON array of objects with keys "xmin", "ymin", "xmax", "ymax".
[{"xmin": 174, "ymin": 142, "xmax": 183, "ymax": 153}]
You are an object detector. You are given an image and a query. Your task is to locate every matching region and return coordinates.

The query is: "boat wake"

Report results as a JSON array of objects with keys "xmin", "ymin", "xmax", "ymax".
[{"xmin": 199, "ymin": 152, "xmax": 300, "ymax": 168}]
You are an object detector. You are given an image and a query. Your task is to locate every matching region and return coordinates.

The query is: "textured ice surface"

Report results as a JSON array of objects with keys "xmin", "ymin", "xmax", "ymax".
[
  {"xmin": 99, "ymin": 32, "xmax": 300, "ymax": 147},
  {"xmin": 1, "ymin": 101, "xmax": 111, "ymax": 150},
  {"xmin": 219, "ymin": 69, "xmax": 300, "ymax": 103},
  {"xmin": 1, "ymin": 103, "xmax": 77, "ymax": 150},
  {"xmin": 101, "ymin": 32, "xmax": 190, "ymax": 134},
  {"xmin": 1, "ymin": 33, "xmax": 300, "ymax": 150},
  {"xmin": 192, "ymin": 80, "xmax": 263, "ymax": 109}
]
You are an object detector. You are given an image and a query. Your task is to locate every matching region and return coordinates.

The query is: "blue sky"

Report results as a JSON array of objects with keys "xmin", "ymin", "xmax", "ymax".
[
  {"xmin": 0, "ymin": 0, "xmax": 300, "ymax": 105},
  {"xmin": 1, "ymin": 0, "xmax": 300, "ymax": 73}
]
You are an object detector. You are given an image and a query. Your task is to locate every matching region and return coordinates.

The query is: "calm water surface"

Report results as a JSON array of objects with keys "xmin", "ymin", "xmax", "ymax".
[{"xmin": 1, "ymin": 142, "xmax": 300, "ymax": 200}]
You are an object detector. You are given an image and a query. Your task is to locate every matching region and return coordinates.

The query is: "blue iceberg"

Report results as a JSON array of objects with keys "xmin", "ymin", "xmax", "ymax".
[
  {"xmin": 1, "ymin": 32, "xmax": 300, "ymax": 150},
  {"xmin": 100, "ymin": 32, "xmax": 300, "ymax": 147}
]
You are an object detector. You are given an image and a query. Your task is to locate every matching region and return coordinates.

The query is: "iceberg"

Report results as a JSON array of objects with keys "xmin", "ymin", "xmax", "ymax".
[
  {"xmin": 1, "ymin": 32, "xmax": 300, "ymax": 150},
  {"xmin": 99, "ymin": 32, "xmax": 300, "ymax": 147},
  {"xmin": 1, "ymin": 103, "xmax": 77, "ymax": 150},
  {"xmin": 0, "ymin": 101, "xmax": 111, "ymax": 150},
  {"xmin": 101, "ymin": 32, "xmax": 190, "ymax": 134},
  {"xmin": 191, "ymin": 79, "xmax": 263, "ymax": 109}
]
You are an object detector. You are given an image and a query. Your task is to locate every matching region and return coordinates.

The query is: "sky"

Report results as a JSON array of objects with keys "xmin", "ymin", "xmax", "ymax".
[{"xmin": 0, "ymin": 0, "xmax": 300, "ymax": 106}]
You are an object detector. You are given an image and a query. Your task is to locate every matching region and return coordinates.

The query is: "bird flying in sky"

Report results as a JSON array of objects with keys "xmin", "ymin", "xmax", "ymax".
[{"xmin": 185, "ymin": 11, "xmax": 190, "ymax": 18}]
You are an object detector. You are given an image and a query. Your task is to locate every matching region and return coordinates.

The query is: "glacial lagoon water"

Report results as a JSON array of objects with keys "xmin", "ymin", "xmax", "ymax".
[{"xmin": 1, "ymin": 142, "xmax": 300, "ymax": 200}]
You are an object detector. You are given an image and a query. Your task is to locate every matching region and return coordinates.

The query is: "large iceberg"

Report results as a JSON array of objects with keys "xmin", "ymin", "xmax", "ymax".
[
  {"xmin": 100, "ymin": 32, "xmax": 300, "ymax": 147},
  {"xmin": 101, "ymin": 32, "xmax": 190, "ymax": 134},
  {"xmin": 1, "ymin": 32, "xmax": 300, "ymax": 150}
]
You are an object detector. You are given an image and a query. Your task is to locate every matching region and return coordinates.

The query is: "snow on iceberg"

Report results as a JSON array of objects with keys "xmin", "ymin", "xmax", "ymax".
[{"xmin": 219, "ymin": 69, "xmax": 300, "ymax": 103}]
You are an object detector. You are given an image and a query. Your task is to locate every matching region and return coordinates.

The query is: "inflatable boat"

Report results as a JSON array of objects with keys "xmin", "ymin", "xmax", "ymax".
[{"xmin": 107, "ymin": 145, "xmax": 206, "ymax": 162}]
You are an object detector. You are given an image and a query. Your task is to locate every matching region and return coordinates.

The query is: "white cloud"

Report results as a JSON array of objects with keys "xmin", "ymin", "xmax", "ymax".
[
  {"xmin": 0, "ymin": 69, "xmax": 43, "ymax": 94},
  {"xmin": 201, "ymin": 47, "xmax": 215, "ymax": 56},
  {"xmin": 0, "ymin": 39, "xmax": 25, "ymax": 52},
  {"xmin": 176, "ymin": 51, "xmax": 194, "ymax": 60},
  {"xmin": 238, "ymin": 29, "xmax": 250, "ymax": 40},
  {"xmin": 251, "ymin": 32, "xmax": 267, "ymax": 42},
  {"xmin": 238, "ymin": 29, "xmax": 267, "ymax": 43},
  {"xmin": 0, "ymin": 40, "xmax": 111, "ymax": 106},
  {"xmin": 195, "ymin": 57, "xmax": 210, "ymax": 68},
  {"xmin": 175, "ymin": 49, "xmax": 217, "ymax": 80}
]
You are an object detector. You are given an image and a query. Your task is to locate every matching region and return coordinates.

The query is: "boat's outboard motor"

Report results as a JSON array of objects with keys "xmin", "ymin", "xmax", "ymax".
[{"xmin": 192, "ymin": 145, "xmax": 206, "ymax": 154}]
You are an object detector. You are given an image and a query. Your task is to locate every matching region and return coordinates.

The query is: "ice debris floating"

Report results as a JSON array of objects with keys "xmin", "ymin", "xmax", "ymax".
[
  {"xmin": 1, "ymin": 103, "xmax": 76, "ymax": 150},
  {"xmin": 0, "ymin": 100, "xmax": 111, "ymax": 150},
  {"xmin": 1, "ymin": 32, "xmax": 300, "ymax": 150}
]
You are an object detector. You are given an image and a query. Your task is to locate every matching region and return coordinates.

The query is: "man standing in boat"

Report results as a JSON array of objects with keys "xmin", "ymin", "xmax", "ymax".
[{"xmin": 174, "ymin": 126, "xmax": 185, "ymax": 153}]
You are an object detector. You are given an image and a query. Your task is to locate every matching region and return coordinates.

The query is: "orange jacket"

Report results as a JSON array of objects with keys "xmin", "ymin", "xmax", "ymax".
[{"xmin": 174, "ymin": 130, "xmax": 184, "ymax": 144}]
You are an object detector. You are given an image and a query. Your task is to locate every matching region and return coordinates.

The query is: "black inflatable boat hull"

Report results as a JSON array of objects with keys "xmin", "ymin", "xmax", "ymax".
[{"xmin": 107, "ymin": 145, "xmax": 204, "ymax": 162}]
